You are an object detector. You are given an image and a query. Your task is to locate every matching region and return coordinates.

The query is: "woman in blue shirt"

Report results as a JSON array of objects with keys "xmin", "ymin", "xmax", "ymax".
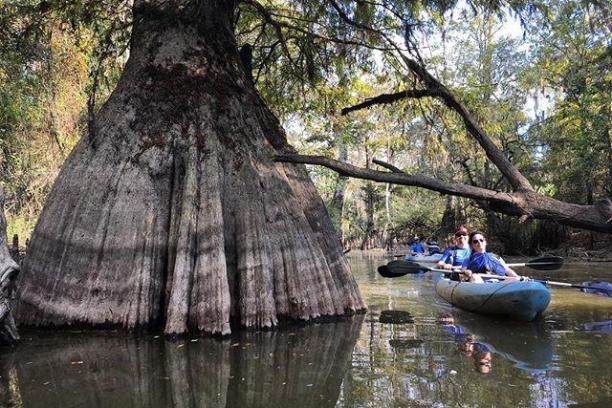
[{"xmin": 461, "ymin": 231, "xmax": 525, "ymax": 283}]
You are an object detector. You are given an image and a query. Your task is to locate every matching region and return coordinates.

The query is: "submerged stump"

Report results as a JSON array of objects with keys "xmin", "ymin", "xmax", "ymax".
[{"xmin": 16, "ymin": 0, "xmax": 365, "ymax": 335}]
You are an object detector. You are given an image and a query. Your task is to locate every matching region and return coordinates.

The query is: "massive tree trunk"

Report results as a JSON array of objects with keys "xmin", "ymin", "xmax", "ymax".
[
  {"xmin": 0, "ymin": 189, "xmax": 20, "ymax": 345},
  {"xmin": 16, "ymin": 0, "xmax": 364, "ymax": 335}
]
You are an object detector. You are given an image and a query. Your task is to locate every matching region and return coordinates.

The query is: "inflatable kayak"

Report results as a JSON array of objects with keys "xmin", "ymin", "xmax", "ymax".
[
  {"xmin": 435, "ymin": 277, "xmax": 550, "ymax": 321},
  {"xmin": 404, "ymin": 253, "xmax": 443, "ymax": 263}
]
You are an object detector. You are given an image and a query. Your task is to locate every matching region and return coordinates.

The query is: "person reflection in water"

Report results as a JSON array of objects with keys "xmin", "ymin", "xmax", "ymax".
[
  {"xmin": 458, "ymin": 333, "xmax": 493, "ymax": 374},
  {"xmin": 458, "ymin": 334, "xmax": 476, "ymax": 356},
  {"xmin": 438, "ymin": 313, "xmax": 466, "ymax": 340},
  {"xmin": 437, "ymin": 313, "xmax": 493, "ymax": 374},
  {"xmin": 474, "ymin": 349, "xmax": 493, "ymax": 374}
]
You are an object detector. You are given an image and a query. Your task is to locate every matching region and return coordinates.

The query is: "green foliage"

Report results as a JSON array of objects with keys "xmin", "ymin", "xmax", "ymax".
[
  {"xmin": 522, "ymin": 0, "xmax": 611, "ymax": 204},
  {"xmin": 0, "ymin": 1, "xmax": 129, "ymax": 242}
]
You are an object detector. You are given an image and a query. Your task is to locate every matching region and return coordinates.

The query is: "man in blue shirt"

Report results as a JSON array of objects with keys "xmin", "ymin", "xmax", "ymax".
[
  {"xmin": 409, "ymin": 236, "xmax": 425, "ymax": 254},
  {"xmin": 436, "ymin": 226, "xmax": 471, "ymax": 270}
]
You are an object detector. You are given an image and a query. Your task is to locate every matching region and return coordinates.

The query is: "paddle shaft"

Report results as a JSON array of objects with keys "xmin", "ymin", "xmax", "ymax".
[
  {"xmin": 506, "ymin": 261, "xmax": 559, "ymax": 268},
  {"xmin": 475, "ymin": 274, "xmax": 605, "ymax": 291}
]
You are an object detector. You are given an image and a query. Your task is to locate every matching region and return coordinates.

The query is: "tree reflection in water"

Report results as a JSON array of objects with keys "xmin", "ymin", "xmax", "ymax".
[{"xmin": 0, "ymin": 314, "xmax": 364, "ymax": 408}]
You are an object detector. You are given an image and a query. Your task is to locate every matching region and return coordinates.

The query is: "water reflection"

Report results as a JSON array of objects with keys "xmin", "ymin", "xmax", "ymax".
[
  {"xmin": 345, "ymin": 254, "xmax": 612, "ymax": 407},
  {"xmin": 448, "ymin": 314, "xmax": 554, "ymax": 374},
  {"xmin": 0, "ymin": 315, "xmax": 364, "ymax": 408},
  {"xmin": 579, "ymin": 320, "xmax": 612, "ymax": 334}
]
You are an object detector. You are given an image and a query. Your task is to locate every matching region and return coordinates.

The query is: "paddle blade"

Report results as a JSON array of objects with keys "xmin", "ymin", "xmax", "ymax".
[
  {"xmin": 388, "ymin": 260, "xmax": 431, "ymax": 274},
  {"xmin": 377, "ymin": 265, "xmax": 407, "ymax": 278},
  {"xmin": 579, "ymin": 281, "xmax": 612, "ymax": 297},
  {"xmin": 525, "ymin": 256, "xmax": 564, "ymax": 270},
  {"xmin": 377, "ymin": 261, "xmax": 430, "ymax": 278}
]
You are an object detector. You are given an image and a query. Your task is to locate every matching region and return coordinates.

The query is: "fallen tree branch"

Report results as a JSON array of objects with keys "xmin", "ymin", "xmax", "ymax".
[
  {"xmin": 275, "ymin": 154, "xmax": 612, "ymax": 233},
  {"xmin": 276, "ymin": 154, "xmax": 516, "ymax": 203}
]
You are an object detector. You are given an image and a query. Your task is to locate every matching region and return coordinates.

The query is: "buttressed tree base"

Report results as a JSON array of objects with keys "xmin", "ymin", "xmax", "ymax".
[{"xmin": 16, "ymin": 0, "xmax": 365, "ymax": 335}]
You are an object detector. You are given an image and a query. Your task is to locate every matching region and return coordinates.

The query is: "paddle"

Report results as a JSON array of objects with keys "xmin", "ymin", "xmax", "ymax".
[
  {"xmin": 476, "ymin": 274, "xmax": 612, "ymax": 297},
  {"xmin": 377, "ymin": 262, "xmax": 448, "ymax": 278},
  {"xmin": 505, "ymin": 256, "xmax": 564, "ymax": 271},
  {"xmin": 377, "ymin": 256, "xmax": 564, "ymax": 278},
  {"xmin": 536, "ymin": 280, "xmax": 611, "ymax": 296}
]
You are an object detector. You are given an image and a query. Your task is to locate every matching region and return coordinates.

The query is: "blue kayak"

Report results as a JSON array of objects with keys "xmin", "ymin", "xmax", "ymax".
[
  {"xmin": 404, "ymin": 253, "xmax": 443, "ymax": 263},
  {"xmin": 435, "ymin": 277, "xmax": 551, "ymax": 321}
]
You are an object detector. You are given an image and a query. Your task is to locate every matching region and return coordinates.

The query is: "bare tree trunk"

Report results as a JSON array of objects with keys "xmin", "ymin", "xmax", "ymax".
[
  {"xmin": 439, "ymin": 195, "xmax": 457, "ymax": 235},
  {"xmin": 0, "ymin": 188, "xmax": 20, "ymax": 345},
  {"xmin": 328, "ymin": 139, "xmax": 348, "ymax": 241},
  {"xmin": 359, "ymin": 144, "xmax": 376, "ymax": 250},
  {"xmin": 360, "ymin": 183, "xmax": 375, "ymax": 251},
  {"xmin": 16, "ymin": 0, "xmax": 364, "ymax": 336},
  {"xmin": 383, "ymin": 182, "xmax": 393, "ymax": 250}
]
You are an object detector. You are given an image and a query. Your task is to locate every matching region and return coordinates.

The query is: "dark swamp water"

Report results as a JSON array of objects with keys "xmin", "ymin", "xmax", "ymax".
[{"xmin": 1, "ymin": 255, "xmax": 610, "ymax": 407}]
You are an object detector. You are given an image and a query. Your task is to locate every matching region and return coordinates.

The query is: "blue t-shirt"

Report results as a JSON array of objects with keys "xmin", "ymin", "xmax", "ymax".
[
  {"xmin": 410, "ymin": 243, "xmax": 425, "ymax": 253},
  {"xmin": 461, "ymin": 252, "xmax": 507, "ymax": 275},
  {"xmin": 440, "ymin": 246, "xmax": 471, "ymax": 266},
  {"xmin": 427, "ymin": 242, "xmax": 441, "ymax": 254}
]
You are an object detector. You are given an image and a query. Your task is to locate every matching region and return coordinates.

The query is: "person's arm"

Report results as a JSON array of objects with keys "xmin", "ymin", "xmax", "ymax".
[
  {"xmin": 436, "ymin": 249, "xmax": 451, "ymax": 268},
  {"xmin": 498, "ymin": 258, "xmax": 520, "ymax": 277}
]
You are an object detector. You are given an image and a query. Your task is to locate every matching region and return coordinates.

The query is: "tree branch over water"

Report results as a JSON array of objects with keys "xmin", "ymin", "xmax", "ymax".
[{"xmin": 275, "ymin": 154, "xmax": 612, "ymax": 233}]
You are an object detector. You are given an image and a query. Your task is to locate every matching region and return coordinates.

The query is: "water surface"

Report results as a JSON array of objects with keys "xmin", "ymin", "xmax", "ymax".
[{"xmin": 1, "ymin": 254, "xmax": 610, "ymax": 407}]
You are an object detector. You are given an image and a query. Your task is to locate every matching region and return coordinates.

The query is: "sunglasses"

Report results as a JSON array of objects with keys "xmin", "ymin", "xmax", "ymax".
[
  {"xmin": 471, "ymin": 238, "xmax": 486, "ymax": 244},
  {"xmin": 455, "ymin": 234, "xmax": 467, "ymax": 238}
]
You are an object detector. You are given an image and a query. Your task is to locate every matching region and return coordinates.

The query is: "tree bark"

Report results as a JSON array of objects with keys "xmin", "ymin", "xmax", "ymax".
[
  {"xmin": 0, "ymin": 188, "xmax": 20, "ymax": 345},
  {"xmin": 275, "ymin": 154, "xmax": 612, "ymax": 234},
  {"xmin": 16, "ymin": 0, "xmax": 364, "ymax": 335}
]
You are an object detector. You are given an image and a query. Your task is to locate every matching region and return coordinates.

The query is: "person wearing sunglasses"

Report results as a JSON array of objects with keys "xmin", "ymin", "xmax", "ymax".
[
  {"xmin": 460, "ymin": 231, "xmax": 524, "ymax": 283},
  {"xmin": 436, "ymin": 226, "xmax": 471, "ymax": 270}
]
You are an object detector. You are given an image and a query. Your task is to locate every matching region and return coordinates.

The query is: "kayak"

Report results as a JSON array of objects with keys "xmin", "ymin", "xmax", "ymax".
[
  {"xmin": 404, "ymin": 253, "xmax": 443, "ymax": 263},
  {"xmin": 435, "ymin": 277, "xmax": 551, "ymax": 321}
]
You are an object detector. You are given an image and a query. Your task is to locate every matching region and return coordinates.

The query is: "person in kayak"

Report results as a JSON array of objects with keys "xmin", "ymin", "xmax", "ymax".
[
  {"xmin": 436, "ymin": 226, "xmax": 471, "ymax": 270},
  {"xmin": 426, "ymin": 239, "xmax": 441, "ymax": 255},
  {"xmin": 409, "ymin": 236, "xmax": 425, "ymax": 254},
  {"xmin": 461, "ymin": 231, "xmax": 525, "ymax": 283}
]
